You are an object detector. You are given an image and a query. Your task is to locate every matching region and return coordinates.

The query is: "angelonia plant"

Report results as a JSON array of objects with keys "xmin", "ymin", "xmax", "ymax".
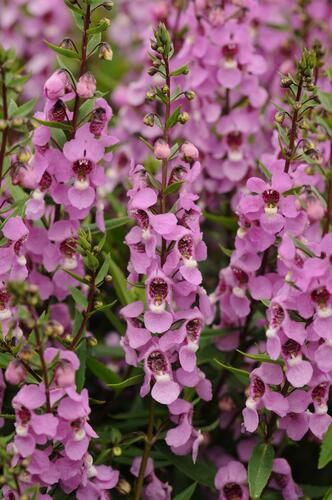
[{"xmin": 0, "ymin": 0, "xmax": 332, "ymax": 499}]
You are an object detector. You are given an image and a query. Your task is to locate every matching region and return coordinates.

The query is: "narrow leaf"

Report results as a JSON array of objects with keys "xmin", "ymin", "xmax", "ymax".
[
  {"xmin": 319, "ymin": 424, "xmax": 332, "ymax": 469},
  {"xmin": 173, "ymin": 483, "xmax": 197, "ymax": 500},
  {"xmin": 248, "ymin": 443, "xmax": 275, "ymax": 499},
  {"xmin": 108, "ymin": 373, "xmax": 143, "ymax": 389},
  {"xmin": 87, "ymin": 357, "xmax": 121, "ymax": 385},
  {"xmin": 69, "ymin": 287, "xmax": 88, "ymax": 309},
  {"xmin": 213, "ymin": 358, "xmax": 249, "ymax": 384},
  {"xmin": 44, "ymin": 40, "xmax": 80, "ymax": 60}
]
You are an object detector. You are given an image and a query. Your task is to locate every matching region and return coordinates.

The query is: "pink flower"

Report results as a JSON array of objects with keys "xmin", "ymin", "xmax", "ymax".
[{"xmin": 77, "ymin": 72, "xmax": 96, "ymax": 99}]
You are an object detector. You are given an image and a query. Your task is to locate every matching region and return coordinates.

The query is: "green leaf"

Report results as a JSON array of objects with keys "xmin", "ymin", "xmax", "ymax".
[
  {"xmin": 166, "ymin": 106, "xmax": 181, "ymax": 129},
  {"xmin": 323, "ymin": 486, "xmax": 332, "ymax": 500},
  {"xmin": 87, "ymin": 19, "xmax": 110, "ymax": 35},
  {"xmin": 157, "ymin": 443, "xmax": 216, "ymax": 488},
  {"xmin": 248, "ymin": 443, "xmax": 275, "ymax": 499},
  {"xmin": 96, "ymin": 254, "xmax": 111, "ymax": 285},
  {"xmin": 173, "ymin": 483, "xmax": 197, "ymax": 500},
  {"xmin": 85, "ymin": 216, "xmax": 131, "ymax": 235},
  {"xmin": 87, "ymin": 32, "xmax": 102, "ymax": 55},
  {"xmin": 164, "ymin": 181, "xmax": 184, "ymax": 196},
  {"xmin": 0, "ymin": 352, "xmax": 12, "ymax": 369},
  {"xmin": 219, "ymin": 244, "xmax": 233, "ymax": 257},
  {"xmin": 203, "ymin": 211, "xmax": 238, "ymax": 231},
  {"xmin": 138, "ymin": 134, "xmax": 154, "ymax": 152},
  {"xmin": 236, "ymin": 350, "xmax": 284, "ymax": 366},
  {"xmin": 213, "ymin": 358, "xmax": 249, "ymax": 384},
  {"xmin": 108, "ymin": 373, "xmax": 143, "ymax": 389},
  {"xmin": 76, "ymin": 341, "xmax": 87, "ymax": 392},
  {"xmin": 63, "ymin": 269, "xmax": 87, "ymax": 285},
  {"xmin": 301, "ymin": 484, "xmax": 331, "ymax": 499},
  {"xmin": 69, "ymin": 287, "xmax": 88, "ymax": 309},
  {"xmin": 33, "ymin": 117, "xmax": 72, "ymax": 131},
  {"xmin": 86, "ymin": 357, "xmax": 121, "ymax": 385},
  {"xmin": 318, "ymin": 90, "xmax": 332, "ymax": 112},
  {"xmin": 257, "ymin": 160, "xmax": 272, "ymax": 181},
  {"xmin": 311, "ymin": 185, "xmax": 327, "ymax": 209},
  {"xmin": 319, "ymin": 424, "xmax": 332, "ymax": 469},
  {"xmin": 108, "ymin": 256, "xmax": 133, "ymax": 306},
  {"xmin": 64, "ymin": 0, "xmax": 84, "ymax": 14},
  {"xmin": 44, "ymin": 40, "xmax": 80, "ymax": 60},
  {"xmin": 170, "ymin": 65, "xmax": 189, "ymax": 77},
  {"xmin": 11, "ymin": 98, "xmax": 36, "ymax": 118},
  {"xmin": 291, "ymin": 237, "xmax": 317, "ymax": 258}
]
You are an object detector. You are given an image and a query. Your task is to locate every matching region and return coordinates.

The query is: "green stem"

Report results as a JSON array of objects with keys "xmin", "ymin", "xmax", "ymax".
[
  {"xmin": 70, "ymin": 273, "xmax": 96, "ymax": 350},
  {"xmin": 133, "ymin": 398, "xmax": 155, "ymax": 500},
  {"xmin": 0, "ymin": 66, "xmax": 9, "ymax": 189},
  {"xmin": 284, "ymin": 77, "xmax": 303, "ymax": 173},
  {"xmin": 71, "ymin": 3, "xmax": 91, "ymax": 137}
]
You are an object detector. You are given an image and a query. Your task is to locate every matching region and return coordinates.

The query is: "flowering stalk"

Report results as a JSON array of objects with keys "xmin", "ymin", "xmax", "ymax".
[{"xmin": 122, "ymin": 21, "xmax": 212, "ymax": 499}]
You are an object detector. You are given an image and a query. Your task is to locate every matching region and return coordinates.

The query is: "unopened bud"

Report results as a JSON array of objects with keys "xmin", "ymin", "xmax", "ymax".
[
  {"xmin": 103, "ymin": 1, "xmax": 114, "ymax": 10},
  {"xmin": 274, "ymin": 112, "xmax": 285, "ymax": 124},
  {"xmin": 185, "ymin": 90, "xmax": 196, "ymax": 100},
  {"xmin": 17, "ymin": 146, "xmax": 31, "ymax": 163},
  {"xmin": 144, "ymin": 113, "xmax": 155, "ymax": 127},
  {"xmin": 146, "ymin": 90, "xmax": 155, "ymax": 101},
  {"xmin": 281, "ymin": 77, "xmax": 292, "ymax": 88},
  {"xmin": 162, "ymin": 85, "xmax": 169, "ymax": 94},
  {"xmin": 87, "ymin": 336, "xmax": 98, "ymax": 348},
  {"xmin": 60, "ymin": 38, "xmax": 75, "ymax": 50},
  {"xmin": 12, "ymin": 117, "xmax": 24, "ymax": 127},
  {"xmin": 178, "ymin": 112, "xmax": 189, "ymax": 124},
  {"xmin": 99, "ymin": 43, "xmax": 113, "ymax": 61},
  {"xmin": 148, "ymin": 67, "xmax": 158, "ymax": 76},
  {"xmin": 117, "ymin": 479, "xmax": 131, "ymax": 495},
  {"xmin": 0, "ymin": 119, "xmax": 7, "ymax": 130},
  {"xmin": 105, "ymin": 274, "xmax": 112, "ymax": 282},
  {"xmin": 113, "ymin": 446, "xmax": 122, "ymax": 456},
  {"xmin": 64, "ymin": 334, "xmax": 73, "ymax": 345},
  {"xmin": 154, "ymin": 140, "xmax": 170, "ymax": 160},
  {"xmin": 77, "ymin": 72, "xmax": 96, "ymax": 99},
  {"xmin": 19, "ymin": 344, "xmax": 33, "ymax": 362}
]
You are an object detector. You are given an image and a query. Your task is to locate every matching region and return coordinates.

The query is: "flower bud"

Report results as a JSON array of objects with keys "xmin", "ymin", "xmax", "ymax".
[
  {"xmin": 17, "ymin": 146, "xmax": 32, "ymax": 163},
  {"xmin": 280, "ymin": 77, "xmax": 292, "ymax": 88},
  {"xmin": 77, "ymin": 72, "xmax": 96, "ymax": 99},
  {"xmin": 5, "ymin": 360, "xmax": 27, "ymax": 385},
  {"xmin": 144, "ymin": 113, "xmax": 155, "ymax": 127},
  {"xmin": 11, "ymin": 117, "xmax": 24, "ymax": 128},
  {"xmin": 117, "ymin": 479, "xmax": 131, "ymax": 495},
  {"xmin": 113, "ymin": 446, "xmax": 122, "ymax": 456},
  {"xmin": 60, "ymin": 38, "xmax": 76, "ymax": 51},
  {"xmin": 185, "ymin": 90, "xmax": 196, "ymax": 100},
  {"xmin": 178, "ymin": 112, "xmax": 189, "ymax": 124},
  {"xmin": 44, "ymin": 70, "xmax": 70, "ymax": 100},
  {"xmin": 274, "ymin": 112, "xmax": 285, "ymax": 124},
  {"xmin": 99, "ymin": 43, "xmax": 113, "ymax": 61},
  {"xmin": 54, "ymin": 360, "xmax": 76, "ymax": 388},
  {"xmin": 87, "ymin": 336, "xmax": 98, "ymax": 348},
  {"xmin": 103, "ymin": 1, "xmax": 114, "ymax": 10},
  {"xmin": 181, "ymin": 142, "xmax": 199, "ymax": 162},
  {"xmin": 0, "ymin": 119, "xmax": 7, "ymax": 130},
  {"xmin": 154, "ymin": 140, "xmax": 170, "ymax": 160},
  {"xmin": 146, "ymin": 90, "xmax": 155, "ymax": 101}
]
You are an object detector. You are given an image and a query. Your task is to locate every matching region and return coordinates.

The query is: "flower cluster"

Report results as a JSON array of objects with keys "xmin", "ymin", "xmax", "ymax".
[
  {"xmin": 213, "ymin": 49, "xmax": 332, "ymax": 448},
  {"xmin": 0, "ymin": 0, "xmax": 70, "ymax": 99},
  {"xmin": 121, "ymin": 25, "xmax": 212, "ymax": 468},
  {"xmin": 3, "ymin": 348, "xmax": 118, "ymax": 498}
]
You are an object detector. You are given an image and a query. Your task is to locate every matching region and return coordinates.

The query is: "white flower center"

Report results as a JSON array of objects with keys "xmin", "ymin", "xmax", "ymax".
[{"xmin": 74, "ymin": 178, "xmax": 90, "ymax": 191}]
